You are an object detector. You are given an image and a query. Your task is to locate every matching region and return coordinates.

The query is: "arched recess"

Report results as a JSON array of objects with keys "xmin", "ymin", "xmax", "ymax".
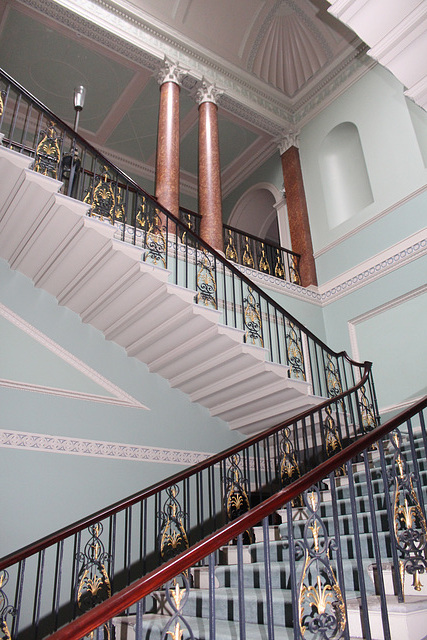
[
  {"xmin": 228, "ymin": 183, "xmax": 291, "ymax": 248},
  {"xmin": 319, "ymin": 122, "xmax": 373, "ymax": 228}
]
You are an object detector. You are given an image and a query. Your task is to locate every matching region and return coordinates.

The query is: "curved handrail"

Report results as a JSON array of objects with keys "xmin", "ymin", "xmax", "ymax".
[
  {"xmin": 0, "ymin": 359, "xmax": 372, "ymax": 571},
  {"xmin": 45, "ymin": 395, "xmax": 427, "ymax": 640}
]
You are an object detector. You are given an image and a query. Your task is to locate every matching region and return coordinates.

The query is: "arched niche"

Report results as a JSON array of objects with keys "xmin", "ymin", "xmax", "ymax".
[
  {"xmin": 319, "ymin": 122, "xmax": 373, "ymax": 228},
  {"xmin": 228, "ymin": 183, "xmax": 291, "ymax": 248}
]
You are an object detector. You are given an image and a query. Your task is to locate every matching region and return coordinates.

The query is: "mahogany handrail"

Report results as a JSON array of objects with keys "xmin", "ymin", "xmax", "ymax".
[
  {"xmin": 45, "ymin": 395, "xmax": 427, "ymax": 640},
  {"xmin": 0, "ymin": 358, "xmax": 372, "ymax": 571}
]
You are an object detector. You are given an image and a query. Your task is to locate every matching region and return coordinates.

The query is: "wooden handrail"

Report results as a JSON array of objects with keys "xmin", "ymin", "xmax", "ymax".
[
  {"xmin": 0, "ymin": 361, "xmax": 372, "ymax": 570},
  {"xmin": 45, "ymin": 395, "xmax": 427, "ymax": 640}
]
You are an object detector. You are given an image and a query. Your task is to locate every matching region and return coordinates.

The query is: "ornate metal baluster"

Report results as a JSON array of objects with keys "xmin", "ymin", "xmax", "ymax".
[
  {"xmin": 389, "ymin": 430, "xmax": 427, "ymax": 594},
  {"xmin": 286, "ymin": 321, "xmax": 305, "ymax": 380},
  {"xmin": 76, "ymin": 523, "xmax": 111, "ymax": 638},
  {"xmin": 275, "ymin": 249, "xmax": 286, "ymax": 279},
  {"xmin": 114, "ymin": 188, "xmax": 126, "ymax": 223},
  {"xmin": 195, "ymin": 248, "xmax": 217, "ymax": 309},
  {"xmin": 0, "ymin": 90, "xmax": 4, "ymax": 119},
  {"xmin": 358, "ymin": 385, "xmax": 377, "ymax": 435},
  {"xmin": 143, "ymin": 208, "xmax": 167, "ymax": 268},
  {"xmin": 323, "ymin": 406, "xmax": 346, "ymax": 476},
  {"xmin": 225, "ymin": 229, "xmax": 238, "ymax": 262},
  {"xmin": 84, "ymin": 167, "xmax": 115, "ymax": 222},
  {"xmin": 325, "ymin": 354, "xmax": 343, "ymax": 400},
  {"xmin": 258, "ymin": 242, "xmax": 270, "ymax": 274},
  {"xmin": 179, "ymin": 212, "xmax": 195, "ymax": 245},
  {"xmin": 297, "ymin": 487, "xmax": 346, "ymax": 640},
  {"xmin": 0, "ymin": 571, "xmax": 15, "ymax": 640},
  {"xmin": 290, "ymin": 254, "xmax": 301, "ymax": 285},
  {"xmin": 280, "ymin": 426, "xmax": 303, "ymax": 506},
  {"xmin": 160, "ymin": 574, "xmax": 194, "ymax": 640},
  {"xmin": 224, "ymin": 453, "xmax": 254, "ymax": 544},
  {"xmin": 159, "ymin": 485, "xmax": 189, "ymax": 565},
  {"xmin": 243, "ymin": 287, "xmax": 263, "ymax": 346},
  {"xmin": 136, "ymin": 197, "xmax": 147, "ymax": 229},
  {"xmin": 33, "ymin": 122, "xmax": 62, "ymax": 179},
  {"xmin": 242, "ymin": 236, "xmax": 254, "ymax": 268}
]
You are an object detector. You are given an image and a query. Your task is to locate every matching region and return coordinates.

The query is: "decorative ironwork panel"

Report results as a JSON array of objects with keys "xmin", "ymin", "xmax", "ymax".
[
  {"xmin": 136, "ymin": 197, "xmax": 148, "ymax": 229},
  {"xmin": 280, "ymin": 426, "xmax": 303, "ymax": 506},
  {"xmin": 179, "ymin": 211, "xmax": 196, "ymax": 245},
  {"xmin": 0, "ymin": 571, "xmax": 15, "ymax": 640},
  {"xmin": 84, "ymin": 168, "xmax": 116, "ymax": 222},
  {"xmin": 0, "ymin": 90, "xmax": 4, "ymax": 118},
  {"xmin": 195, "ymin": 249, "xmax": 217, "ymax": 309},
  {"xmin": 389, "ymin": 429, "xmax": 427, "ymax": 593},
  {"xmin": 323, "ymin": 407, "xmax": 345, "ymax": 477},
  {"xmin": 76, "ymin": 523, "xmax": 111, "ymax": 614},
  {"xmin": 143, "ymin": 209, "xmax": 167, "ymax": 269},
  {"xmin": 290, "ymin": 255, "xmax": 301, "ymax": 285},
  {"xmin": 258, "ymin": 243, "xmax": 270, "ymax": 274},
  {"xmin": 225, "ymin": 229, "xmax": 238, "ymax": 262},
  {"xmin": 242, "ymin": 237, "xmax": 255, "ymax": 268},
  {"xmin": 358, "ymin": 386, "xmax": 377, "ymax": 434},
  {"xmin": 243, "ymin": 287, "xmax": 263, "ymax": 347},
  {"xmin": 325, "ymin": 354, "xmax": 343, "ymax": 400},
  {"xmin": 297, "ymin": 487, "xmax": 346, "ymax": 640},
  {"xmin": 274, "ymin": 249, "xmax": 286, "ymax": 279},
  {"xmin": 160, "ymin": 574, "xmax": 195, "ymax": 640},
  {"xmin": 33, "ymin": 122, "xmax": 62, "ymax": 179},
  {"xmin": 224, "ymin": 453, "xmax": 254, "ymax": 544},
  {"xmin": 159, "ymin": 485, "xmax": 189, "ymax": 565},
  {"xmin": 286, "ymin": 322, "xmax": 305, "ymax": 380}
]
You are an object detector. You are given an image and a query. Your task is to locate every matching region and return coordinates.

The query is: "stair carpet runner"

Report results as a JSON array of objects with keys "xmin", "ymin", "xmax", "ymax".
[{"xmin": 113, "ymin": 430, "xmax": 427, "ymax": 640}]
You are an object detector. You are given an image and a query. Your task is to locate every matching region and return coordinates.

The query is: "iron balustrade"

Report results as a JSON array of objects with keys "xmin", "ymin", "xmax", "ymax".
[
  {"xmin": 0, "ymin": 368, "xmax": 383, "ymax": 640},
  {"xmin": 24, "ymin": 396, "xmax": 427, "ymax": 640}
]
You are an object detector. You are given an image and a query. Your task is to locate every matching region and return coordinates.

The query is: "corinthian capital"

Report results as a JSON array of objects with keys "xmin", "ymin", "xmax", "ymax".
[
  {"xmin": 277, "ymin": 132, "xmax": 300, "ymax": 155},
  {"xmin": 157, "ymin": 56, "xmax": 186, "ymax": 86},
  {"xmin": 195, "ymin": 79, "xmax": 224, "ymax": 106}
]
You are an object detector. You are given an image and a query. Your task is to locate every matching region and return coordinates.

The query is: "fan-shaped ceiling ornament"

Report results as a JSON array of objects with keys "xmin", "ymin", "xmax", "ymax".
[{"xmin": 249, "ymin": 0, "xmax": 332, "ymax": 97}]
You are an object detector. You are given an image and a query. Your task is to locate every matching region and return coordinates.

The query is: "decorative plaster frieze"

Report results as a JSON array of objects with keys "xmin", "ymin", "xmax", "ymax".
[
  {"xmin": 0, "ymin": 429, "xmax": 212, "ymax": 465},
  {"xmin": 0, "ymin": 304, "xmax": 148, "ymax": 409}
]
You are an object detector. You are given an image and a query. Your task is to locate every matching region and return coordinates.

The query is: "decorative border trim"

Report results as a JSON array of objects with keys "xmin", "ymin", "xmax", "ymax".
[
  {"xmin": 0, "ymin": 429, "xmax": 212, "ymax": 466},
  {"xmin": 0, "ymin": 304, "xmax": 148, "ymax": 409}
]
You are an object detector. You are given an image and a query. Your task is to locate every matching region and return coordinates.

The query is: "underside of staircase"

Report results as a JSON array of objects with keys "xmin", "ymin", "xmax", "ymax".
[{"xmin": 0, "ymin": 143, "xmax": 323, "ymax": 435}]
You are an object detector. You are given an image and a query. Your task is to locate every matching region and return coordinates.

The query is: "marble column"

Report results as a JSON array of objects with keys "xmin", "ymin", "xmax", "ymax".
[
  {"xmin": 196, "ymin": 81, "xmax": 224, "ymax": 252},
  {"xmin": 279, "ymin": 134, "xmax": 317, "ymax": 287},
  {"xmin": 155, "ymin": 58, "xmax": 184, "ymax": 221}
]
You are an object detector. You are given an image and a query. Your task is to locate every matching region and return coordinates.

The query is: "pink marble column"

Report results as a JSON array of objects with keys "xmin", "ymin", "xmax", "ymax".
[
  {"xmin": 196, "ymin": 81, "xmax": 224, "ymax": 252},
  {"xmin": 279, "ymin": 134, "xmax": 317, "ymax": 287},
  {"xmin": 155, "ymin": 59, "xmax": 184, "ymax": 221}
]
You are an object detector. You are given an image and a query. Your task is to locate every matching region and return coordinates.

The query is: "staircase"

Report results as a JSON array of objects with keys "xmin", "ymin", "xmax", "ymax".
[{"xmin": 0, "ymin": 141, "xmax": 323, "ymax": 435}]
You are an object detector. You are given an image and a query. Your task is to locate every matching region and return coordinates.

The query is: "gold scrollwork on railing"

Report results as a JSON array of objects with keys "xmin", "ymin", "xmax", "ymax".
[
  {"xmin": 298, "ymin": 488, "xmax": 346, "ymax": 640},
  {"xmin": 258, "ymin": 243, "xmax": 270, "ymax": 274},
  {"xmin": 280, "ymin": 426, "xmax": 302, "ymax": 506},
  {"xmin": 390, "ymin": 430, "xmax": 427, "ymax": 594},
  {"xmin": 0, "ymin": 570, "xmax": 15, "ymax": 640},
  {"xmin": 325, "ymin": 354, "xmax": 343, "ymax": 400},
  {"xmin": 290, "ymin": 254, "xmax": 301, "ymax": 285},
  {"xmin": 195, "ymin": 249, "xmax": 217, "ymax": 309},
  {"xmin": 84, "ymin": 167, "xmax": 116, "ymax": 222},
  {"xmin": 161, "ymin": 574, "xmax": 194, "ymax": 640},
  {"xmin": 0, "ymin": 91, "xmax": 4, "ymax": 119},
  {"xmin": 323, "ymin": 406, "xmax": 346, "ymax": 476},
  {"xmin": 243, "ymin": 287, "xmax": 263, "ymax": 347},
  {"xmin": 286, "ymin": 322, "xmax": 305, "ymax": 380},
  {"xmin": 358, "ymin": 385, "xmax": 377, "ymax": 435},
  {"xmin": 159, "ymin": 485, "xmax": 189, "ymax": 565},
  {"xmin": 143, "ymin": 209, "xmax": 167, "ymax": 269},
  {"xmin": 275, "ymin": 249, "xmax": 286, "ymax": 279},
  {"xmin": 224, "ymin": 453, "xmax": 254, "ymax": 544},
  {"xmin": 242, "ymin": 237, "xmax": 254, "ymax": 268},
  {"xmin": 225, "ymin": 229, "xmax": 238, "ymax": 262},
  {"xmin": 136, "ymin": 197, "xmax": 147, "ymax": 229},
  {"xmin": 33, "ymin": 122, "xmax": 61, "ymax": 179}
]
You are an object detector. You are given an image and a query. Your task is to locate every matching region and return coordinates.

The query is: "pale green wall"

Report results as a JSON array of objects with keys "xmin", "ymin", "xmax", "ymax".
[{"xmin": 0, "ymin": 259, "xmax": 243, "ymax": 556}]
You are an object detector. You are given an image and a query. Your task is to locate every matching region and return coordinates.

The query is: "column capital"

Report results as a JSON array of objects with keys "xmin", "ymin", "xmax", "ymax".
[
  {"xmin": 277, "ymin": 132, "xmax": 300, "ymax": 155},
  {"xmin": 157, "ymin": 56, "xmax": 186, "ymax": 86},
  {"xmin": 195, "ymin": 79, "xmax": 224, "ymax": 106}
]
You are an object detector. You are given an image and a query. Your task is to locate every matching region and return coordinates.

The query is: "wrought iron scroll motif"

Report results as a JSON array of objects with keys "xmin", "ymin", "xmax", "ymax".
[
  {"xmin": 224, "ymin": 454, "xmax": 254, "ymax": 544},
  {"xmin": 179, "ymin": 212, "xmax": 195, "ymax": 245},
  {"xmin": 242, "ymin": 237, "xmax": 255, "ymax": 268},
  {"xmin": 258, "ymin": 243, "xmax": 270, "ymax": 274},
  {"xmin": 358, "ymin": 386, "xmax": 377, "ymax": 435},
  {"xmin": 243, "ymin": 287, "xmax": 263, "ymax": 347},
  {"xmin": 0, "ymin": 571, "xmax": 15, "ymax": 640},
  {"xmin": 225, "ymin": 229, "xmax": 238, "ymax": 262},
  {"xmin": 33, "ymin": 122, "xmax": 61, "ymax": 179},
  {"xmin": 297, "ymin": 488, "xmax": 346, "ymax": 640},
  {"xmin": 0, "ymin": 91, "xmax": 4, "ymax": 119},
  {"xmin": 195, "ymin": 249, "xmax": 217, "ymax": 309},
  {"xmin": 323, "ymin": 407, "xmax": 345, "ymax": 477},
  {"xmin": 136, "ymin": 198, "xmax": 147, "ymax": 229},
  {"xmin": 389, "ymin": 429, "xmax": 427, "ymax": 593},
  {"xmin": 325, "ymin": 354, "xmax": 343, "ymax": 401},
  {"xmin": 280, "ymin": 426, "xmax": 303, "ymax": 506},
  {"xmin": 159, "ymin": 485, "xmax": 189, "ymax": 565},
  {"xmin": 275, "ymin": 249, "xmax": 286, "ymax": 279},
  {"xmin": 84, "ymin": 168, "xmax": 116, "ymax": 222},
  {"xmin": 290, "ymin": 254, "xmax": 301, "ymax": 285},
  {"xmin": 286, "ymin": 322, "xmax": 306, "ymax": 380},
  {"xmin": 76, "ymin": 523, "xmax": 111, "ymax": 614},
  {"xmin": 114, "ymin": 189, "xmax": 126, "ymax": 223},
  {"xmin": 160, "ymin": 574, "xmax": 195, "ymax": 640},
  {"xmin": 143, "ymin": 209, "xmax": 167, "ymax": 269}
]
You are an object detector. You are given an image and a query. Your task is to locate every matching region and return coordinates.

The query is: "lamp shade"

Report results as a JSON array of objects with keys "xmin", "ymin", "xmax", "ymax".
[{"xmin": 73, "ymin": 85, "xmax": 86, "ymax": 111}]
